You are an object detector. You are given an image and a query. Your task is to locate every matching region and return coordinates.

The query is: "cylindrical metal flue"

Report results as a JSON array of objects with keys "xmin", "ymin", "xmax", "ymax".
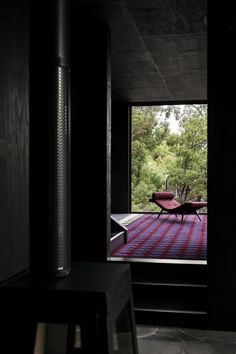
[{"xmin": 30, "ymin": 0, "xmax": 70, "ymax": 277}]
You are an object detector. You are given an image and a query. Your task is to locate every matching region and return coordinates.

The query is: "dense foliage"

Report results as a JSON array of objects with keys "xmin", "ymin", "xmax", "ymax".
[{"xmin": 131, "ymin": 105, "xmax": 207, "ymax": 211}]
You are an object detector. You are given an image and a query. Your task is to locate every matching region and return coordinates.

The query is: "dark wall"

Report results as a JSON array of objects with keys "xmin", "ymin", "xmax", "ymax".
[
  {"xmin": 70, "ymin": 18, "xmax": 111, "ymax": 261},
  {"xmin": 0, "ymin": 0, "xmax": 29, "ymax": 282},
  {"xmin": 207, "ymin": 0, "xmax": 236, "ymax": 330},
  {"xmin": 111, "ymin": 101, "xmax": 130, "ymax": 213}
]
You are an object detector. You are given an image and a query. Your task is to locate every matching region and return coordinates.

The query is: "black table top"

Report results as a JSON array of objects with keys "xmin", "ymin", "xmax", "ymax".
[
  {"xmin": 0, "ymin": 262, "xmax": 132, "ymax": 319},
  {"xmin": 1, "ymin": 261, "xmax": 130, "ymax": 292}
]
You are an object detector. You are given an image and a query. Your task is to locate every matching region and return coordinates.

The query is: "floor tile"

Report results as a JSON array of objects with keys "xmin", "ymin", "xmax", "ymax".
[{"xmin": 137, "ymin": 326, "xmax": 236, "ymax": 354}]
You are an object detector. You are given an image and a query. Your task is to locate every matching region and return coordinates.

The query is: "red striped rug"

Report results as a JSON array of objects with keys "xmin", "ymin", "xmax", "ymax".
[{"xmin": 111, "ymin": 213, "xmax": 207, "ymax": 260}]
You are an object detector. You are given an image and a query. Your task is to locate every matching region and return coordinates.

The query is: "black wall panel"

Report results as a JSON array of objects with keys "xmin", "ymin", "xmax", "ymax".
[
  {"xmin": 70, "ymin": 19, "xmax": 111, "ymax": 261},
  {"xmin": 111, "ymin": 101, "xmax": 130, "ymax": 213},
  {"xmin": 0, "ymin": 0, "xmax": 29, "ymax": 282},
  {"xmin": 207, "ymin": 0, "xmax": 236, "ymax": 330}
]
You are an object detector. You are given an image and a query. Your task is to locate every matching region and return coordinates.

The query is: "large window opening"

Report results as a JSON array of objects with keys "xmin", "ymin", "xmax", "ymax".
[
  {"xmin": 110, "ymin": 103, "xmax": 207, "ymax": 262},
  {"xmin": 131, "ymin": 104, "xmax": 207, "ymax": 213}
]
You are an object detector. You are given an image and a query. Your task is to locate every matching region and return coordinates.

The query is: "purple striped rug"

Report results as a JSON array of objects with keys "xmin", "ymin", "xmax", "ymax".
[{"xmin": 111, "ymin": 213, "xmax": 207, "ymax": 260}]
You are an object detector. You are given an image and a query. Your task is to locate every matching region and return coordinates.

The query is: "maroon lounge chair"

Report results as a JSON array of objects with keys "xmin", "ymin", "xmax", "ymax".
[{"xmin": 149, "ymin": 192, "xmax": 207, "ymax": 222}]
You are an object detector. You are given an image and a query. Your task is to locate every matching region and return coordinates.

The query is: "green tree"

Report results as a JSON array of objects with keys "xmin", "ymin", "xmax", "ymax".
[
  {"xmin": 167, "ymin": 105, "xmax": 207, "ymax": 202},
  {"xmin": 132, "ymin": 106, "xmax": 170, "ymax": 149},
  {"xmin": 131, "ymin": 106, "xmax": 171, "ymax": 210}
]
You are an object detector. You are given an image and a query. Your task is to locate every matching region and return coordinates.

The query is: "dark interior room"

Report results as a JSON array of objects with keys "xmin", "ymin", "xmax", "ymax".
[{"xmin": 1, "ymin": 0, "xmax": 236, "ymax": 352}]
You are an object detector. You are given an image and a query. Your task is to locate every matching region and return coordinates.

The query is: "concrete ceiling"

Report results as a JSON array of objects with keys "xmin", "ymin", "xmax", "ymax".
[{"xmin": 79, "ymin": 0, "xmax": 207, "ymax": 103}]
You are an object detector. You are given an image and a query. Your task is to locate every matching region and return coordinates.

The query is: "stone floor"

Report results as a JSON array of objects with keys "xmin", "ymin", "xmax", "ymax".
[{"xmin": 137, "ymin": 326, "xmax": 236, "ymax": 354}]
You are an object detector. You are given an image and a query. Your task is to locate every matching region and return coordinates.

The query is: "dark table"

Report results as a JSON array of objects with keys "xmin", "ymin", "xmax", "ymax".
[{"xmin": 0, "ymin": 262, "xmax": 138, "ymax": 354}]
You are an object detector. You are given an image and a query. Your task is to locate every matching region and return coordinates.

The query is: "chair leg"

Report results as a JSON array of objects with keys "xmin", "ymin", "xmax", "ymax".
[
  {"xmin": 157, "ymin": 209, "xmax": 163, "ymax": 220},
  {"xmin": 181, "ymin": 213, "xmax": 184, "ymax": 222},
  {"xmin": 195, "ymin": 211, "xmax": 202, "ymax": 223}
]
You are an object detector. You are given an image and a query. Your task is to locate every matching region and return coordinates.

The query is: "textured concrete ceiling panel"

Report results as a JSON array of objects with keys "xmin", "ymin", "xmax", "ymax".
[
  {"xmin": 78, "ymin": 0, "xmax": 207, "ymax": 102},
  {"xmin": 112, "ymin": 74, "xmax": 166, "ymax": 90},
  {"xmin": 129, "ymin": 0, "xmax": 206, "ymax": 35},
  {"xmin": 114, "ymin": 86, "xmax": 171, "ymax": 103}
]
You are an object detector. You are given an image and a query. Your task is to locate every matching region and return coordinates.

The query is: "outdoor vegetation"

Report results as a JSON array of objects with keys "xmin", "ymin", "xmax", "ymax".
[{"xmin": 132, "ymin": 104, "xmax": 207, "ymax": 212}]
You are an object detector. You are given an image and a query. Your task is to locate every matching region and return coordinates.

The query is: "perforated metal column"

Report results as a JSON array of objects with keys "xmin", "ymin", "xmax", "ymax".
[
  {"xmin": 30, "ymin": 0, "xmax": 71, "ymax": 277},
  {"xmin": 46, "ymin": 66, "xmax": 70, "ymax": 275}
]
